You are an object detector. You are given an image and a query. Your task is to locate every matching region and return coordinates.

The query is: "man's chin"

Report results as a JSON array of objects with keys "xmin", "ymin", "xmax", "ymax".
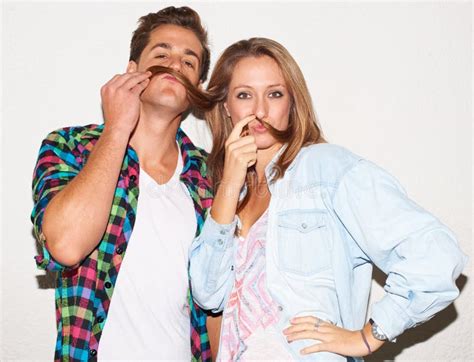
[{"xmin": 141, "ymin": 91, "xmax": 189, "ymax": 113}]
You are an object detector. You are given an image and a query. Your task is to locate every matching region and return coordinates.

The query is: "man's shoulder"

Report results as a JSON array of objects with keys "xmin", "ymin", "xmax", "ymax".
[
  {"xmin": 191, "ymin": 144, "xmax": 209, "ymax": 160},
  {"xmin": 44, "ymin": 123, "xmax": 104, "ymax": 145},
  {"xmin": 177, "ymin": 128, "xmax": 208, "ymax": 162}
]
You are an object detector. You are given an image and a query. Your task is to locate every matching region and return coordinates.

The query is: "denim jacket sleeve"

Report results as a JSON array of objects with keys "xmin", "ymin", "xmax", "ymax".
[
  {"xmin": 332, "ymin": 159, "xmax": 467, "ymax": 341},
  {"xmin": 189, "ymin": 212, "xmax": 238, "ymax": 313}
]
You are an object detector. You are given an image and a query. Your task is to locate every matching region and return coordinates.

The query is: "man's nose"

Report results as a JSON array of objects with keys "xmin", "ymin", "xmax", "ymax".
[{"xmin": 167, "ymin": 55, "xmax": 181, "ymax": 72}]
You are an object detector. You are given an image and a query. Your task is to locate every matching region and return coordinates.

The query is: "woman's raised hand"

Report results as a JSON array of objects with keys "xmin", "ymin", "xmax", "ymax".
[
  {"xmin": 210, "ymin": 115, "xmax": 258, "ymax": 224},
  {"xmin": 221, "ymin": 115, "xmax": 258, "ymax": 191}
]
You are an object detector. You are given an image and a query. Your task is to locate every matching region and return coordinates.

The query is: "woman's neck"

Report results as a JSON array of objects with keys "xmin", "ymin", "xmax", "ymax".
[{"xmin": 255, "ymin": 143, "xmax": 283, "ymax": 182}]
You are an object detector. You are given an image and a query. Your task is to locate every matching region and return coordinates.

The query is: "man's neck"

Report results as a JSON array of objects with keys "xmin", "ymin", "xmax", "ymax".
[{"xmin": 129, "ymin": 106, "xmax": 183, "ymax": 183}]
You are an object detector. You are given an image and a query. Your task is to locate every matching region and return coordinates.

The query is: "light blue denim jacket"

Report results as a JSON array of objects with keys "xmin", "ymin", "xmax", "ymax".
[{"xmin": 189, "ymin": 144, "xmax": 467, "ymax": 360}]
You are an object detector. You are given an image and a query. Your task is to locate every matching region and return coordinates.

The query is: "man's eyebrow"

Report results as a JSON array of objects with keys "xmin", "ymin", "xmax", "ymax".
[
  {"xmin": 184, "ymin": 49, "xmax": 200, "ymax": 61},
  {"xmin": 149, "ymin": 42, "xmax": 200, "ymax": 61},
  {"xmin": 150, "ymin": 42, "xmax": 171, "ymax": 51}
]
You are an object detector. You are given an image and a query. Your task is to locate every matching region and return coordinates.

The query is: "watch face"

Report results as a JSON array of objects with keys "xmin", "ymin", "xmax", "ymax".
[{"xmin": 371, "ymin": 321, "xmax": 388, "ymax": 341}]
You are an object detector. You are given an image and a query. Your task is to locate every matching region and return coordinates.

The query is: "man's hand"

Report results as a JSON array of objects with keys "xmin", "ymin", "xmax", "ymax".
[
  {"xmin": 100, "ymin": 71, "xmax": 151, "ymax": 135},
  {"xmin": 41, "ymin": 71, "xmax": 152, "ymax": 267}
]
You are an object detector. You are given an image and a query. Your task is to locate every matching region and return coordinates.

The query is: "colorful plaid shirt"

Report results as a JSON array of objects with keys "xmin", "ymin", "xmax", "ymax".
[{"xmin": 31, "ymin": 124, "xmax": 213, "ymax": 362}]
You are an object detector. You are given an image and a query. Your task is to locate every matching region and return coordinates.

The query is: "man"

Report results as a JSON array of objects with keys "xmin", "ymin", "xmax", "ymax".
[{"xmin": 31, "ymin": 6, "xmax": 216, "ymax": 361}]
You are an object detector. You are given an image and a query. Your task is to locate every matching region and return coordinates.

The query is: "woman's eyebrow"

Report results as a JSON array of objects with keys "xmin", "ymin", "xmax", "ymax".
[{"xmin": 233, "ymin": 83, "xmax": 286, "ymax": 89}]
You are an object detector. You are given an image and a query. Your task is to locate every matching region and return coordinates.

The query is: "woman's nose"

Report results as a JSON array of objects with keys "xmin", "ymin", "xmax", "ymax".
[{"xmin": 254, "ymin": 98, "xmax": 267, "ymax": 120}]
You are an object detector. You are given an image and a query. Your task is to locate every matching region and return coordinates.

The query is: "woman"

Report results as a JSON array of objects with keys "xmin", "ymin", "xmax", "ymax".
[{"xmin": 189, "ymin": 38, "xmax": 466, "ymax": 361}]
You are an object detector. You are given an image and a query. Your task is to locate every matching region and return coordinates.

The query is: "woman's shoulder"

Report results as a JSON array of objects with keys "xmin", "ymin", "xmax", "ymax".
[
  {"xmin": 298, "ymin": 143, "xmax": 363, "ymax": 168},
  {"xmin": 284, "ymin": 143, "xmax": 365, "ymax": 187}
]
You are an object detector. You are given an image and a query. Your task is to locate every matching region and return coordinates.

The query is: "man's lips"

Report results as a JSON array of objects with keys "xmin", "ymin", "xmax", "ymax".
[{"xmin": 161, "ymin": 74, "xmax": 179, "ymax": 83}]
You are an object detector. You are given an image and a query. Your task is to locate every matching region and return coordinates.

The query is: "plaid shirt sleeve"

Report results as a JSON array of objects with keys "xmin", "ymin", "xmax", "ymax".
[{"xmin": 31, "ymin": 128, "xmax": 81, "ymax": 272}]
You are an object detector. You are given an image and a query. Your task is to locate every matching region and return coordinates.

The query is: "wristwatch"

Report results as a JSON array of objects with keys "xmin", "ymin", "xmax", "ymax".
[{"xmin": 369, "ymin": 318, "xmax": 388, "ymax": 341}]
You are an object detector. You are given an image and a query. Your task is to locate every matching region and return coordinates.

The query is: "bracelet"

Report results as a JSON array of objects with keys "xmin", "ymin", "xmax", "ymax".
[{"xmin": 360, "ymin": 329, "xmax": 372, "ymax": 355}]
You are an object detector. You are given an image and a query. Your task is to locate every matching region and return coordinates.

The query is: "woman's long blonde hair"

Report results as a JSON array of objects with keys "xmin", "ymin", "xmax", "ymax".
[{"xmin": 206, "ymin": 38, "xmax": 324, "ymax": 211}]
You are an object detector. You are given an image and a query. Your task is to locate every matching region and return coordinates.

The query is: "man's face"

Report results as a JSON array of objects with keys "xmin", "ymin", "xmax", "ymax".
[{"xmin": 129, "ymin": 24, "xmax": 203, "ymax": 112}]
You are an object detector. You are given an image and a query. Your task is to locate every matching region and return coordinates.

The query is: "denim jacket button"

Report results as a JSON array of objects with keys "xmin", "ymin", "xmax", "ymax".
[
  {"xmin": 220, "ymin": 229, "xmax": 226, "ymax": 235},
  {"xmin": 301, "ymin": 223, "xmax": 308, "ymax": 229},
  {"xmin": 278, "ymin": 305, "xmax": 283, "ymax": 311},
  {"xmin": 217, "ymin": 239, "xmax": 224, "ymax": 246}
]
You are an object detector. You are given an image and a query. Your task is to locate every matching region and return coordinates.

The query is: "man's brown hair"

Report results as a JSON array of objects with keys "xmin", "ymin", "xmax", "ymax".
[{"xmin": 130, "ymin": 6, "xmax": 210, "ymax": 82}]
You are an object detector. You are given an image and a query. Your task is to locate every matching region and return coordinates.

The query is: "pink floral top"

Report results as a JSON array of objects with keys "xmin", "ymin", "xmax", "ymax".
[{"xmin": 219, "ymin": 210, "xmax": 287, "ymax": 360}]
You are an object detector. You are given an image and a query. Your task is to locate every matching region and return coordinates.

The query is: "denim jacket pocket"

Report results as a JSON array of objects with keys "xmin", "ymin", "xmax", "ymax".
[{"xmin": 277, "ymin": 209, "xmax": 331, "ymax": 276}]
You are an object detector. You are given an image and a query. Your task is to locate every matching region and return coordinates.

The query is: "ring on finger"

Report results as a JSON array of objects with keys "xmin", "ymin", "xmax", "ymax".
[{"xmin": 314, "ymin": 317, "xmax": 322, "ymax": 331}]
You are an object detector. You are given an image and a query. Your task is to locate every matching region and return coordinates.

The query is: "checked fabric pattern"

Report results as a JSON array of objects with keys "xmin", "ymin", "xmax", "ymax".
[{"xmin": 31, "ymin": 124, "xmax": 213, "ymax": 361}]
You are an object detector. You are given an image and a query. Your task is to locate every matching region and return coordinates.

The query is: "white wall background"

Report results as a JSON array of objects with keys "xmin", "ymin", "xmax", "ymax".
[{"xmin": 1, "ymin": 1, "xmax": 472, "ymax": 360}]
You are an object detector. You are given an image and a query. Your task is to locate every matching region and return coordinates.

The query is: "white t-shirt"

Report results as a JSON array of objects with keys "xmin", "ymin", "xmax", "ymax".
[{"xmin": 99, "ymin": 149, "xmax": 197, "ymax": 361}]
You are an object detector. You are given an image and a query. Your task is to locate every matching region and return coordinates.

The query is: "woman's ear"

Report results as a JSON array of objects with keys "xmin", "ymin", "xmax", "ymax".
[
  {"xmin": 223, "ymin": 103, "xmax": 231, "ymax": 118},
  {"xmin": 127, "ymin": 61, "xmax": 138, "ymax": 73}
]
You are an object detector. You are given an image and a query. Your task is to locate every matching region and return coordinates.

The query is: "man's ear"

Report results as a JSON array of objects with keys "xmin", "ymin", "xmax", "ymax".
[
  {"xmin": 223, "ymin": 103, "xmax": 231, "ymax": 117},
  {"xmin": 127, "ymin": 61, "xmax": 138, "ymax": 73}
]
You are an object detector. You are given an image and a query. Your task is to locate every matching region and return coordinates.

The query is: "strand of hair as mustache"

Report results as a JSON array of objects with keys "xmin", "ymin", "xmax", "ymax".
[{"xmin": 147, "ymin": 65, "xmax": 291, "ymax": 141}]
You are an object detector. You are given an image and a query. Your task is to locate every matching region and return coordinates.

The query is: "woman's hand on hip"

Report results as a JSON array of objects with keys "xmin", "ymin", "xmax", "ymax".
[{"xmin": 283, "ymin": 316, "xmax": 384, "ymax": 357}]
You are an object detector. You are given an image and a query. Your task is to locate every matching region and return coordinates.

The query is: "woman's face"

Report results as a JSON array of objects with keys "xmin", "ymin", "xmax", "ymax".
[{"xmin": 224, "ymin": 55, "xmax": 291, "ymax": 150}]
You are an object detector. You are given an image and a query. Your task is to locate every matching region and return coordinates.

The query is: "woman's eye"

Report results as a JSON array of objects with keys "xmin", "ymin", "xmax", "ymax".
[
  {"xmin": 269, "ymin": 91, "xmax": 283, "ymax": 98},
  {"xmin": 237, "ymin": 92, "xmax": 251, "ymax": 99}
]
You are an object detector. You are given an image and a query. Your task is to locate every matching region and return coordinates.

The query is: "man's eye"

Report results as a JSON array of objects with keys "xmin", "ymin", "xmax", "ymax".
[
  {"xmin": 184, "ymin": 60, "xmax": 195, "ymax": 69},
  {"xmin": 237, "ymin": 92, "xmax": 251, "ymax": 99},
  {"xmin": 155, "ymin": 54, "xmax": 167, "ymax": 59},
  {"xmin": 269, "ymin": 91, "xmax": 283, "ymax": 98}
]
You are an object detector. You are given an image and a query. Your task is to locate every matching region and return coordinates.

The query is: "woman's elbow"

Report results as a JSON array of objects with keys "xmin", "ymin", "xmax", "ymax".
[
  {"xmin": 191, "ymin": 277, "xmax": 224, "ymax": 312},
  {"xmin": 440, "ymin": 237, "xmax": 468, "ymax": 282}
]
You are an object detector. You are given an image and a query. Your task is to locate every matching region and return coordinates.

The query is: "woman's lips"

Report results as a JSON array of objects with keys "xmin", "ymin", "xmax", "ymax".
[{"xmin": 250, "ymin": 121, "xmax": 268, "ymax": 134}]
